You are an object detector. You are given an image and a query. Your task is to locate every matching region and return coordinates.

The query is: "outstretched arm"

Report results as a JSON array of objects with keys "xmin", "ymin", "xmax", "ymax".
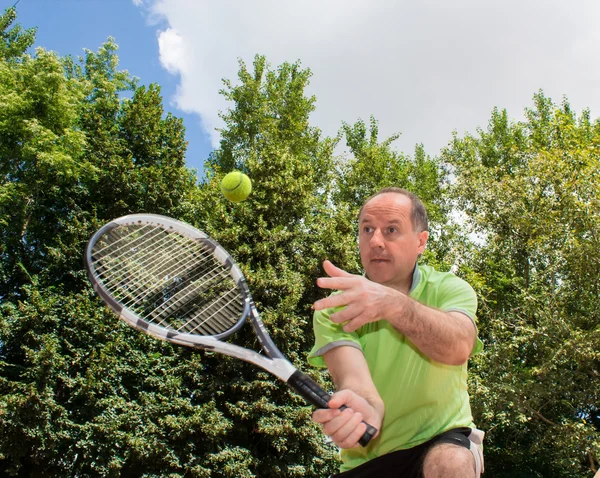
[{"xmin": 313, "ymin": 260, "xmax": 476, "ymax": 366}]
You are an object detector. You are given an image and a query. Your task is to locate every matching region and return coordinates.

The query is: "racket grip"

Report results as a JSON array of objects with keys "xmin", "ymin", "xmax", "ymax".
[{"xmin": 287, "ymin": 370, "xmax": 377, "ymax": 447}]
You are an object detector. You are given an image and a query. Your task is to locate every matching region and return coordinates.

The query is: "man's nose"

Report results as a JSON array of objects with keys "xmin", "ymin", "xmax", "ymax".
[{"xmin": 370, "ymin": 229, "xmax": 385, "ymax": 248}]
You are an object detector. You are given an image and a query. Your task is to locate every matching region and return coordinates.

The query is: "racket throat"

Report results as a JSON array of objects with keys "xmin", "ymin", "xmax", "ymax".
[
  {"xmin": 256, "ymin": 356, "xmax": 297, "ymax": 381},
  {"xmin": 249, "ymin": 304, "xmax": 284, "ymax": 359},
  {"xmin": 207, "ymin": 338, "xmax": 297, "ymax": 380}
]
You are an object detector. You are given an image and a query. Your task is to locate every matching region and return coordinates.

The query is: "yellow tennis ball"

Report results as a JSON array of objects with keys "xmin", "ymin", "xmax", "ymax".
[{"xmin": 220, "ymin": 171, "xmax": 252, "ymax": 203}]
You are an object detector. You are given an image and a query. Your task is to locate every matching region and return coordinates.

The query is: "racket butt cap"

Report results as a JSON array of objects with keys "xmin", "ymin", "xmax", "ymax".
[{"xmin": 359, "ymin": 423, "xmax": 377, "ymax": 447}]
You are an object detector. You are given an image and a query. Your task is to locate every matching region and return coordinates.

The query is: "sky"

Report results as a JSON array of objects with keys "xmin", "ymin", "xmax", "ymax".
[{"xmin": 7, "ymin": 0, "xmax": 600, "ymax": 177}]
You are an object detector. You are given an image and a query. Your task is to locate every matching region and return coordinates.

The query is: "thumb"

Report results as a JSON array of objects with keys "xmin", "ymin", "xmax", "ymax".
[
  {"xmin": 323, "ymin": 260, "xmax": 354, "ymax": 278},
  {"xmin": 327, "ymin": 389, "xmax": 359, "ymax": 409}
]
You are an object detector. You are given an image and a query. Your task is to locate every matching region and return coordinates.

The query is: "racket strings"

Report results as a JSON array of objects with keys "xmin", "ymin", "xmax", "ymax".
[
  {"xmin": 170, "ymin": 287, "xmax": 244, "ymax": 336},
  {"xmin": 93, "ymin": 226, "xmax": 170, "ymax": 296},
  {"xmin": 150, "ymin": 268, "xmax": 234, "ymax": 328},
  {"xmin": 95, "ymin": 225, "xmax": 216, "ymax": 301},
  {"xmin": 93, "ymin": 224, "xmax": 159, "ymax": 259},
  {"xmin": 96, "ymin": 226, "xmax": 200, "ymax": 293},
  {"xmin": 92, "ymin": 224, "xmax": 245, "ymax": 336}
]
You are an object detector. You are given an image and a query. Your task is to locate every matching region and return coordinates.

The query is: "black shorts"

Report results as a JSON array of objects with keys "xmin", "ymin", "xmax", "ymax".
[{"xmin": 331, "ymin": 427, "xmax": 473, "ymax": 478}]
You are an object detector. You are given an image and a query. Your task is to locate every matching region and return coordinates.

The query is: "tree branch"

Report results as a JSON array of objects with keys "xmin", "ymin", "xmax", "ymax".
[
  {"xmin": 588, "ymin": 451, "xmax": 597, "ymax": 473},
  {"xmin": 530, "ymin": 409, "xmax": 558, "ymax": 426}
]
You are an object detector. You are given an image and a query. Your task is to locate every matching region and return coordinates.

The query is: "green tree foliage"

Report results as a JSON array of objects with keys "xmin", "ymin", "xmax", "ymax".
[
  {"xmin": 0, "ymin": 7, "xmax": 35, "ymax": 61},
  {"xmin": 214, "ymin": 55, "xmax": 327, "ymax": 184},
  {"xmin": 0, "ymin": 10, "xmax": 205, "ymax": 477},
  {"xmin": 1, "ymin": 284, "xmax": 233, "ymax": 477},
  {"xmin": 444, "ymin": 92, "xmax": 600, "ymax": 477}
]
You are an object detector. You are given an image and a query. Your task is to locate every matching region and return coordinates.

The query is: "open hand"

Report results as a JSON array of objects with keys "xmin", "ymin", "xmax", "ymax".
[{"xmin": 313, "ymin": 260, "xmax": 404, "ymax": 333}]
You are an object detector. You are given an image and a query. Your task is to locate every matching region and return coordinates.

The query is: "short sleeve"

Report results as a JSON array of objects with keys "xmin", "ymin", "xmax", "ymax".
[
  {"xmin": 437, "ymin": 274, "xmax": 477, "ymax": 318},
  {"xmin": 437, "ymin": 274, "xmax": 483, "ymax": 355},
  {"xmin": 307, "ymin": 301, "xmax": 362, "ymax": 368}
]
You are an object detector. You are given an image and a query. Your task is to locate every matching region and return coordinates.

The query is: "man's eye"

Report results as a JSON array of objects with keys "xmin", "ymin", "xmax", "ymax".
[
  {"xmin": 388, "ymin": 227, "xmax": 397, "ymax": 234},
  {"xmin": 364, "ymin": 227, "xmax": 373, "ymax": 233}
]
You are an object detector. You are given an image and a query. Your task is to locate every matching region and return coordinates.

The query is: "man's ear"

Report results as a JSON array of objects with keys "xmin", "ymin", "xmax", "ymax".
[{"xmin": 417, "ymin": 230, "xmax": 429, "ymax": 254}]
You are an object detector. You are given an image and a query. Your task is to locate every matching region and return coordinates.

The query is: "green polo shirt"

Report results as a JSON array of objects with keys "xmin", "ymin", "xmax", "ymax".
[{"xmin": 308, "ymin": 264, "xmax": 482, "ymax": 473}]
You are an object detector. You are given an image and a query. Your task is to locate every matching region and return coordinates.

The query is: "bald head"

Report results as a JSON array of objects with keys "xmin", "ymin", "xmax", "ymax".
[{"xmin": 360, "ymin": 187, "xmax": 428, "ymax": 233}]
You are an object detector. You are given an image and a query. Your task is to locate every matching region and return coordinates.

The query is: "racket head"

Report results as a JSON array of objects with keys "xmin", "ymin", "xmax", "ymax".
[{"xmin": 85, "ymin": 214, "xmax": 251, "ymax": 344}]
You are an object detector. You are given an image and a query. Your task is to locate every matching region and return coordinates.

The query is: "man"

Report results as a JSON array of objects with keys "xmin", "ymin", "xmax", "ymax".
[{"xmin": 308, "ymin": 187, "xmax": 484, "ymax": 477}]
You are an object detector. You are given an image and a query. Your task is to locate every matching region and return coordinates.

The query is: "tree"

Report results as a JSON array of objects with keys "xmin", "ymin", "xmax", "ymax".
[
  {"xmin": 1, "ymin": 283, "xmax": 235, "ymax": 477},
  {"xmin": 0, "ymin": 11, "xmax": 205, "ymax": 476},
  {"xmin": 0, "ymin": 7, "xmax": 35, "ymax": 61},
  {"xmin": 443, "ymin": 92, "xmax": 600, "ymax": 477}
]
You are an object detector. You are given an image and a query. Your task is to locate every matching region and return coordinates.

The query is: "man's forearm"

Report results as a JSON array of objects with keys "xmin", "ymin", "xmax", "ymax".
[
  {"xmin": 388, "ymin": 295, "xmax": 476, "ymax": 365},
  {"xmin": 324, "ymin": 346, "xmax": 385, "ymax": 414}
]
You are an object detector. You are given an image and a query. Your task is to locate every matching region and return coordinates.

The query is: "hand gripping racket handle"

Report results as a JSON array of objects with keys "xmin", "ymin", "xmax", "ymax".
[{"xmin": 287, "ymin": 370, "xmax": 377, "ymax": 447}]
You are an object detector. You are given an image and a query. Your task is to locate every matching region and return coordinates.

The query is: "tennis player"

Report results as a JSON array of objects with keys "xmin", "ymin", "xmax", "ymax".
[{"xmin": 309, "ymin": 188, "xmax": 484, "ymax": 477}]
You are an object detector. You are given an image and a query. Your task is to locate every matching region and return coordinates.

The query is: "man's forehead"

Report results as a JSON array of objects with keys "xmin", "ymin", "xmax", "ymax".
[
  {"xmin": 360, "ymin": 193, "xmax": 412, "ymax": 221},
  {"xmin": 360, "ymin": 214, "xmax": 405, "ymax": 224}
]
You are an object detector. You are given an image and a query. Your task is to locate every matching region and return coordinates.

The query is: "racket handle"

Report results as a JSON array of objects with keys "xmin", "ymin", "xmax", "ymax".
[{"xmin": 287, "ymin": 370, "xmax": 377, "ymax": 447}]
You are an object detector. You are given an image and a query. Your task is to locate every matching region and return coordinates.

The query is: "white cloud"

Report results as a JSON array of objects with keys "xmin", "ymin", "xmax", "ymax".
[
  {"xmin": 157, "ymin": 28, "xmax": 187, "ymax": 75},
  {"xmin": 143, "ymin": 0, "xmax": 600, "ymax": 155}
]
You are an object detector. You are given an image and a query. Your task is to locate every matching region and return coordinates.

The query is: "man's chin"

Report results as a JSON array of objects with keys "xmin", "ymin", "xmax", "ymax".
[{"xmin": 366, "ymin": 269, "xmax": 394, "ymax": 285}]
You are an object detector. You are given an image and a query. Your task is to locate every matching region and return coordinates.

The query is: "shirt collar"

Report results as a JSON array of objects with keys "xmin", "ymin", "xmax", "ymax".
[{"xmin": 409, "ymin": 263, "xmax": 421, "ymax": 294}]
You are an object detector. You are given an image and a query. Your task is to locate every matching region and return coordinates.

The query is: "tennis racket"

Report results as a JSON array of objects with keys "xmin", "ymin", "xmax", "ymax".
[{"xmin": 85, "ymin": 213, "xmax": 377, "ymax": 447}]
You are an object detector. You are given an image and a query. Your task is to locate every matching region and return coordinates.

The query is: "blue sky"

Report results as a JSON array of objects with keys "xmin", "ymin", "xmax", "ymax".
[{"xmin": 6, "ymin": 0, "xmax": 212, "ymax": 175}]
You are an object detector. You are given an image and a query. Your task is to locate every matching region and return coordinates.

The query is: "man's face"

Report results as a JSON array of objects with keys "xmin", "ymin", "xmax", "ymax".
[{"xmin": 358, "ymin": 193, "xmax": 428, "ymax": 291}]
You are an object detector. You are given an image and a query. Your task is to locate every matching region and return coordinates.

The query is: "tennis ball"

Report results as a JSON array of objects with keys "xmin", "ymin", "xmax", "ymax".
[{"xmin": 221, "ymin": 171, "xmax": 252, "ymax": 203}]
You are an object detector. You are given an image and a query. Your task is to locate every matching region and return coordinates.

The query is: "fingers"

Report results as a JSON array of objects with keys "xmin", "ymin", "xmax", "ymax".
[
  {"xmin": 313, "ymin": 260, "xmax": 374, "ymax": 331},
  {"xmin": 314, "ymin": 262, "xmax": 359, "ymax": 309},
  {"xmin": 312, "ymin": 407, "xmax": 340, "ymax": 424},
  {"xmin": 328, "ymin": 389, "xmax": 364, "ymax": 411},
  {"xmin": 324, "ymin": 303, "xmax": 369, "ymax": 332},
  {"xmin": 339, "ymin": 420, "xmax": 368, "ymax": 449},
  {"xmin": 312, "ymin": 389, "xmax": 382, "ymax": 448},
  {"xmin": 329, "ymin": 303, "xmax": 362, "ymax": 325},
  {"xmin": 313, "ymin": 289, "xmax": 368, "ymax": 332},
  {"xmin": 313, "ymin": 408, "xmax": 342, "ymax": 424},
  {"xmin": 322, "ymin": 260, "xmax": 353, "ymax": 278},
  {"xmin": 313, "ymin": 291, "xmax": 349, "ymax": 311},
  {"xmin": 315, "ymin": 261, "xmax": 355, "ymax": 290},
  {"xmin": 312, "ymin": 406, "xmax": 367, "ymax": 449},
  {"xmin": 316, "ymin": 276, "xmax": 353, "ymax": 291},
  {"xmin": 316, "ymin": 276, "xmax": 358, "ymax": 294}
]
